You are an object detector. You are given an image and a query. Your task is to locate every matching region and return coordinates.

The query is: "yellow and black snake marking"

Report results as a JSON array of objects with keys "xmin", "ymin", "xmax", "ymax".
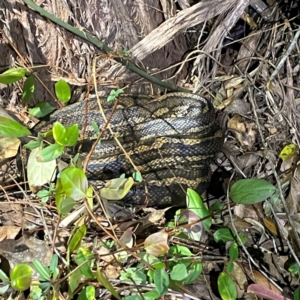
[{"xmin": 35, "ymin": 92, "xmax": 223, "ymax": 207}]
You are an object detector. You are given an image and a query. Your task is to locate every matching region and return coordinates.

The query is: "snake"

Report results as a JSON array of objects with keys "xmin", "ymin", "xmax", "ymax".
[{"xmin": 35, "ymin": 92, "xmax": 223, "ymax": 207}]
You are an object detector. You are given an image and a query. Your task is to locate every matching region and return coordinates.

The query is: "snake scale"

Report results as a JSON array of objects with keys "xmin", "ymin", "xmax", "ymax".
[{"xmin": 35, "ymin": 92, "xmax": 223, "ymax": 207}]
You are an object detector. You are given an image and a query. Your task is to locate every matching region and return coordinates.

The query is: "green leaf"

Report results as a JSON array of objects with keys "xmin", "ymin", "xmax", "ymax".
[
  {"xmin": 27, "ymin": 147, "xmax": 57, "ymax": 187},
  {"xmin": 10, "ymin": 263, "xmax": 33, "ymax": 291},
  {"xmin": 60, "ymin": 167, "xmax": 88, "ymax": 200},
  {"xmin": 38, "ymin": 143, "xmax": 64, "ymax": 162},
  {"xmin": 169, "ymin": 245, "xmax": 193, "ymax": 257},
  {"xmin": 32, "ymin": 260, "xmax": 51, "ymax": 281},
  {"xmin": 229, "ymin": 243, "xmax": 239, "ymax": 261},
  {"xmin": 68, "ymin": 224, "xmax": 87, "ymax": 253},
  {"xmin": 170, "ymin": 264, "xmax": 188, "ymax": 281},
  {"xmin": 132, "ymin": 172, "xmax": 143, "ymax": 182},
  {"xmin": 289, "ymin": 262, "xmax": 300, "ymax": 275},
  {"xmin": 24, "ymin": 140, "xmax": 41, "ymax": 149},
  {"xmin": 52, "ymin": 122, "xmax": 78, "ymax": 146},
  {"xmin": 294, "ymin": 286, "xmax": 300, "ymax": 300},
  {"xmin": 186, "ymin": 188, "xmax": 212, "ymax": 231},
  {"xmin": 107, "ymin": 89, "xmax": 124, "ymax": 102},
  {"xmin": 68, "ymin": 268, "xmax": 81, "ymax": 294},
  {"xmin": 153, "ymin": 268, "xmax": 169, "ymax": 296},
  {"xmin": 22, "ymin": 75, "xmax": 35, "ymax": 103},
  {"xmin": 226, "ymin": 262, "xmax": 234, "ymax": 274},
  {"xmin": 0, "ymin": 67, "xmax": 26, "ymax": 84},
  {"xmin": 55, "ymin": 80, "xmax": 71, "ymax": 103},
  {"xmin": 75, "ymin": 247, "xmax": 94, "ymax": 279},
  {"xmin": 218, "ymin": 272, "xmax": 237, "ymax": 300},
  {"xmin": 29, "ymin": 102, "xmax": 56, "ymax": 118},
  {"xmin": 94, "ymin": 266, "xmax": 121, "ymax": 300},
  {"xmin": 213, "ymin": 228, "xmax": 235, "ymax": 242},
  {"xmin": 78, "ymin": 286, "xmax": 96, "ymax": 300},
  {"xmin": 58, "ymin": 197, "xmax": 76, "ymax": 215},
  {"xmin": 64, "ymin": 125, "xmax": 79, "ymax": 146},
  {"xmin": 230, "ymin": 179, "xmax": 275, "ymax": 204},
  {"xmin": 184, "ymin": 262, "xmax": 202, "ymax": 285},
  {"xmin": 50, "ymin": 254, "xmax": 58, "ymax": 274},
  {"xmin": 100, "ymin": 177, "xmax": 134, "ymax": 200},
  {"xmin": 0, "ymin": 116, "xmax": 31, "ymax": 137}
]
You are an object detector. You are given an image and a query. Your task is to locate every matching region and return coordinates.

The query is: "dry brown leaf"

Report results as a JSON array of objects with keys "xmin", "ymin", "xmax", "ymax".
[
  {"xmin": 0, "ymin": 226, "xmax": 21, "ymax": 241},
  {"xmin": 251, "ymin": 270, "xmax": 282, "ymax": 294},
  {"xmin": 228, "ymin": 114, "xmax": 256, "ymax": 150},
  {"xmin": 231, "ymin": 262, "xmax": 248, "ymax": 298},
  {"xmin": 0, "ymin": 137, "xmax": 20, "ymax": 162}
]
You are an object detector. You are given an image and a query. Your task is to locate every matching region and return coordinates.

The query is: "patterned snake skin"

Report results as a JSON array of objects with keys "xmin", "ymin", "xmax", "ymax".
[{"xmin": 35, "ymin": 92, "xmax": 223, "ymax": 207}]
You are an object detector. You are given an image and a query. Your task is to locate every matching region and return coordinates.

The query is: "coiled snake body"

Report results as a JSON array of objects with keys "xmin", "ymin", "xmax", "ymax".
[{"xmin": 36, "ymin": 92, "xmax": 223, "ymax": 207}]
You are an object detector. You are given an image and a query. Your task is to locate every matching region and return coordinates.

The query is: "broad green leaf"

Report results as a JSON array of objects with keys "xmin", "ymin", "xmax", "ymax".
[
  {"xmin": 230, "ymin": 179, "xmax": 275, "ymax": 204},
  {"xmin": 22, "ymin": 75, "xmax": 35, "ymax": 103},
  {"xmin": 169, "ymin": 245, "xmax": 193, "ymax": 257},
  {"xmin": 78, "ymin": 286, "xmax": 96, "ymax": 300},
  {"xmin": 94, "ymin": 266, "xmax": 121, "ymax": 300},
  {"xmin": 75, "ymin": 247, "xmax": 94, "ymax": 279},
  {"xmin": 24, "ymin": 140, "xmax": 41, "ymax": 149},
  {"xmin": 60, "ymin": 167, "xmax": 88, "ymax": 200},
  {"xmin": 229, "ymin": 243, "xmax": 239, "ymax": 261},
  {"xmin": 64, "ymin": 124, "xmax": 79, "ymax": 146},
  {"xmin": 53, "ymin": 122, "xmax": 66, "ymax": 145},
  {"xmin": 68, "ymin": 268, "xmax": 81, "ymax": 294},
  {"xmin": 33, "ymin": 260, "xmax": 51, "ymax": 281},
  {"xmin": 154, "ymin": 269, "xmax": 169, "ymax": 296},
  {"xmin": 100, "ymin": 177, "xmax": 134, "ymax": 200},
  {"xmin": 0, "ymin": 116, "xmax": 31, "ymax": 137},
  {"xmin": 38, "ymin": 143, "xmax": 64, "ymax": 162},
  {"xmin": 137, "ymin": 253, "xmax": 163, "ymax": 268},
  {"xmin": 170, "ymin": 264, "xmax": 188, "ymax": 281},
  {"xmin": 0, "ymin": 67, "xmax": 26, "ymax": 84},
  {"xmin": 213, "ymin": 228, "xmax": 235, "ymax": 242},
  {"xmin": 68, "ymin": 224, "xmax": 87, "ymax": 252},
  {"xmin": 186, "ymin": 188, "xmax": 212, "ymax": 231},
  {"xmin": 218, "ymin": 272, "xmax": 237, "ymax": 300},
  {"xmin": 52, "ymin": 122, "xmax": 78, "ymax": 146},
  {"xmin": 55, "ymin": 80, "xmax": 71, "ymax": 103},
  {"xmin": 58, "ymin": 197, "xmax": 76, "ymax": 215},
  {"xmin": 226, "ymin": 262, "xmax": 234, "ymax": 274},
  {"xmin": 27, "ymin": 147, "xmax": 57, "ymax": 186},
  {"xmin": 29, "ymin": 102, "xmax": 56, "ymax": 118},
  {"xmin": 120, "ymin": 268, "xmax": 147, "ymax": 284},
  {"xmin": 10, "ymin": 263, "xmax": 33, "ymax": 291},
  {"xmin": 142, "ymin": 290, "xmax": 160, "ymax": 300},
  {"xmin": 184, "ymin": 262, "xmax": 202, "ymax": 285},
  {"xmin": 144, "ymin": 232, "xmax": 169, "ymax": 256}
]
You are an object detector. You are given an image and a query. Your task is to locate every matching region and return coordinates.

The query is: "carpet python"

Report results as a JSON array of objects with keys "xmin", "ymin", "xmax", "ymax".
[{"xmin": 35, "ymin": 92, "xmax": 223, "ymax": 207}]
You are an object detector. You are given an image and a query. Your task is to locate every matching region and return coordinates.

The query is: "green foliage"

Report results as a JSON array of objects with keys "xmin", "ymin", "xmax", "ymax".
[
  {"xmin": 186, "ymin": 188, "xmax": 212, "ymax": 231},
  {"xmin": 29, "ymin": 102, "xmax": 56, "ymax": 118},
  {"xmin": 218, "ymin": 272, "xmax": 237, "ymax": 300},
  {"xmin": 230, "ymin": 178, "xmax": 275, "ymax": 204},
  {"xmin": 10, "ymin": 264, "xmax": 33, "ymax": 291},
  {"xmin": 0, "ymin": 67, "xmax": 26, "ymax": 84},
  {"xmin": 0, "ymin": 116, "xmax": 31, "ymax": 137},
  {"xmin": 55, "ymin": 79, "xmax": 71, "ymax": 103},
  {"xmin": 22, "ymin": 74, "xmax": 35, "ymax": 103},
  {"xmin": 107, "ymin": 88, "xmax": 124, "ymax": 102}
]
